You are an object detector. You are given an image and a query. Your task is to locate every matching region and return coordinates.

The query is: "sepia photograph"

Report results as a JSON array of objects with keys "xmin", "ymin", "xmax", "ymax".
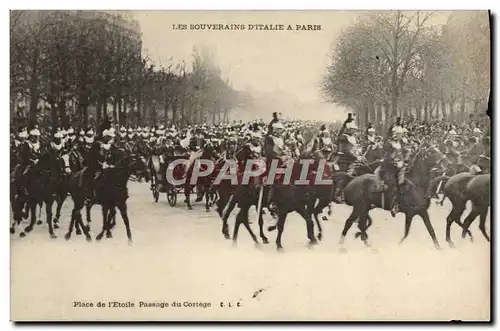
[{"xmin": 9, "ymin": 9, "xmax": 491, "ymax": 321}]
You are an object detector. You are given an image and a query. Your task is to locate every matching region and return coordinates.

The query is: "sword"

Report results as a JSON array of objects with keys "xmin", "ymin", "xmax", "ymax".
[
  {"xmin": 255, "ymin": 184, "xmax": 264, "ymax": 224},
  {"xmin": 435, "ymin": 171, "xmax": 446, "ymax": 194}
]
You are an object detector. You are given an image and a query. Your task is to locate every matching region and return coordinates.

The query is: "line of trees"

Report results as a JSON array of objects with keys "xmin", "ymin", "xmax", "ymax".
[
  {"xmin": 321, "ymin": 11, "xmax": 490, "ymax": 133},
  {"xmin": 10, "ymin": 10, "xmax": 243, "ymax": 132}
]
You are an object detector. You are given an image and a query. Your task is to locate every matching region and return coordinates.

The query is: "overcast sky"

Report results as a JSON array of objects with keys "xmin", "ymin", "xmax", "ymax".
[{"xmin": 130, "ymin": 11, "xmax": 452, "ymax": 120}]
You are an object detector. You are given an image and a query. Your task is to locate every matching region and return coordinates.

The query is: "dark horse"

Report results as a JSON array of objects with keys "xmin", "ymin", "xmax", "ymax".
[
  {"xmin": 216, "ymin": 143, "xmax": 269, "ymax": 244},
  {"xmin": 65, "ymin": 150, "xmax": 149, "ymax": 244},
  {"xmin": 435, "ymin": 172, "xmax": 490, "ymax": 246},
  {"xmin": 337, "ymin": 145, "xmax": 445, "ymax": 251},
  {"xmin": 428, "ymin": 172, "xmax": 476, "ymax": 247},
  {"xmin": 11, "ymin": 149, "xmax": 65, "ymax": 238}
]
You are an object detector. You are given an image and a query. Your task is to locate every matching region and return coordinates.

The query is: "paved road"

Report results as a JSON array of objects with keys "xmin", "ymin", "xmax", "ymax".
[{"xmin": 11, "ymin": 182, "xmax": 490, "ymax": 321}]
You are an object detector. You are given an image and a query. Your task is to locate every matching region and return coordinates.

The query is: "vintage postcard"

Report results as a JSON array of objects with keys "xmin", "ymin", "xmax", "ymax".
[{"xmin": 10, "ymin": 10, "xmax": 491, "ymax": 321}]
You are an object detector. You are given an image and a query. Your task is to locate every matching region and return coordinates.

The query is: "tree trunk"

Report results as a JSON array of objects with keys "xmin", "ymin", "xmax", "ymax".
[
  {"xmin": 50, "ymin": 103, "xmax": 58, "ymax": 131},
  {"xmin": 424, "ymin": 99, "xmax": 429, "ymax": 122},
  {"xmin": 440, "ymin": 98, "xmax": 446, "ymax": 120},
  {"xmin": 363, "ymin": 102, "xmax": 369, "ymax": 128},
  {"xmin": 449, "ymin": 99, "xmax": 455, "ymax": 122},
  {"xmin": 376, "ymin": 103, "xmax": 382, "ymax": 130},
  {"xmin": 460, "ymin": 94, "xmax": 466, "ymax": 122},
  {"xmin": 384, "ymin": 101, "xmax": 390, "ymax": 136}
]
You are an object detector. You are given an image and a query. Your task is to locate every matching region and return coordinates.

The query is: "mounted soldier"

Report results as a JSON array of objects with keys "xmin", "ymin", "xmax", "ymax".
[
  {"xmin": 267, "ymin": 112, "xmax": 281, "ymax": 136},
  {"xmin": 312, "ymin": 124, "xmax": 334, "ymax": 159},
  {"xmin": 375, "ymin": 120, "xmax": 406, "ymax": 217},
  {"xmin": 264, "ymin": 121, "xmax": 288, "ymax": 208},
  {"xmin": 332, "ymin": 121, "xmax": 363, "ymax": 203},
  {"xmin": 20, "ymin": 127, "xmax": 42, "ymax": 183}
]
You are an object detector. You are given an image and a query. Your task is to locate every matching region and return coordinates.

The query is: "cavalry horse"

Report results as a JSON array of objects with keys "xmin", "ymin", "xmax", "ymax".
[
  {"xmin": 337, "ymin": 145, "xmax": 446, "ymax": 251},
  {"xmin": 216, "ymin": 143, "xmax": 269, "ymax": 244},
  {"xmin": 431, "ymin": 171, "xmax": 489, "ymax": 247},
  {"xmin": 11, "ymin": 149, "xmax": 65, "ymax": 238},
  {"xmin": 64, "ymin": 149, "xmax": 149, "ymax": 244}
]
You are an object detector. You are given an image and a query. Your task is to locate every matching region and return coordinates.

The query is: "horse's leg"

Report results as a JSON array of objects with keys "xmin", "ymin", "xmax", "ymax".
[
  {"xmin": 313, "ymin": 198, "xmax": 329, "ymax": 241},
  {"xmin": 275, "ymin": 210, "xmax": 288, "ymax": 252},
  {"xmin": 65, "ymin": 198, "xmax": 83, "ymax": 240},
  {"xmin": 478, "ymin": 206, "xmax": 490, "ymax": 242},
  {"xmin": 339, "ymin": 209, "xmax": 358, "ymax": 252},
  {"xmin": 53, "ymin": 193, "xmax": 66, "ymax": 229},
  {"xmin": 106, "ymin": 208, "xmax": 116, "ymax": 238},
  {"xmin": 117, "ymin": 202, "xmax": 133, "ymax": 245},
  {"xmin": 461, "ymin": 204, "xmax": 481, "ymax": 240},
  {"xmin": 45, "ymin": 198, "xmax": 56, "ymax": 239},
  {"xmin": 419, "ymin": 210, "xmax": 441, "ymax": 250},
  {"xmin": 241, "ymin": 206, "xmax": 260, "ymax": 246},
  {"xmin": 185, "ymin": 184, "xmax": 192, "ymax": 210},
  {"xmin": 446, "ymin": 203, "xmax": 465, "ymax": 248},
  {"xmin": 96, "ymin": 204, "xmax": 109, "ymax": 241},
  {"xmin": 232, "ymin": 207, "xmax": 244, "ymax": 246},
  {"xmin": 204, "ymin": 185, "xmax": 210, "ymax": 212},
  {"xmin": 85, "ymin": 201, "xmax": 92, "ymax": 231},
  {"xmin": 357, "ymin": 211, "xmax": 374, "ymax": 249},
  {"xmin": 399, "ymin": 212, "xmax": 415, "ymax": 245},
  {"xmin": 22, "ymin": 200, "xmax": 37, "ymax": 235},
  {"xmin": 222, "ymin": 194, "xmax": 237, "ymax": 239},
  {"xmin": 37, "ymin": 201, "xmax": 43, "ymax": 225},
  {"xmin": 258, "ymin": 209, "xmax": 269, "ymax": 244},
  {"xmin": 296, "ymin": 203, "xmax": 318, "ymax": 246}
]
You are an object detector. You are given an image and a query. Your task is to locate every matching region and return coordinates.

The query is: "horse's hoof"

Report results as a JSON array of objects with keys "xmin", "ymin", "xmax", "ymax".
[
  {"xmin": 318, "ymin": 233, "xmax": 323, "ymax": 241},
  {"xmin": 309, "ymin": 239, "xmax": 318, "ymax": 247},
  {"xmin": 433, "ymin": 243, "xmax": 442, "ymax": 251},
  {"xmin": 371, "ymin": 248, "xmax": 380, "ymax": 253},
  {"xmin": 76, "ymin": 229, "xmax": 82, "ymax": 235},
  {"xmin": 54, "ymin": 223, "xmax": 59, "ymax": 229},
  {"xmin": 96, "ymin": 234, "xmax": 103, "ymax": 241},
  {"xmin": 50, "ymin": 234, "xmax": 57, "ymax": 239},
  {"xmin": 262, "ymin": 238, "xmax": 269, "ymax": 244},
  {"xmin": 322, "ymin": 216, "xmax": 328, "ymax": 221},
  {"xmin": 37, "ymin": 220, "xmax": 43, "ymax": 225},
  {"xmin": 206, "ymin": 208, "xmax": 210, "ymax": 212},
  {"xmin": 106, "ymin": 231, "xmax": 113, "ymax": 239},
  {"xmin": 254, "ymin": 242, "xmax": 261, "ymax": 249},
  {"xmin": 187, "ymin": 206, "xmax": 193, "ymax": 210},
  {"xmin": 86, "ymin": 235, "xmax": 92, "ymax": 242},
  {"xmin": 10, "ymin": 228, "xmax": 15, "ymax": 234},
  {"xmin": 84, "ymin": 225, "xmax": 90, "ymax": 232},
  {"xmin": 19, "ymin": 232, "xmax": 26, "ymax": 238},
  {"xmin": 339, "ymin": 247, "xmax": 348, "ymax": 254},
  {"xmin": 128, "ymin": 239, "xmax": 133, "ymax": 246},
  {"xmin": 448, "ymin": 241, "xmax": 456, "ymax": 249},
  {"xmin": 64, "ymin": 233, "xmax": 71, "ymax": 241},
  {"xmin": 327, "ymin": 210, "xmax": 332, "ymax": 216},
  {"xmin": 232, "ymin": 240, "xmax": 238, "ymax": 247},
  {"xmin": 25, "ymin": 226, "xmax": 33, "ymax": 233},
  {"xmin": 276, "ymin": 246, "xmax": 284, "ymax": 253},
  {"xmin": 223, "ymin": 233, "xmax": 231, "ymax": 240}
]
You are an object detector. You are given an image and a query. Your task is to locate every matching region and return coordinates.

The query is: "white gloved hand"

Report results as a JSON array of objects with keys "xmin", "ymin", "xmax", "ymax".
[{"xmin": 65, "ymin": 167, "xmax": 71, "ymax": 174}]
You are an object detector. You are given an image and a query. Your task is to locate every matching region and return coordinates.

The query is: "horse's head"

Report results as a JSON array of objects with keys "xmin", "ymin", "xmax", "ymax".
[{"xmin": 411, "ymin": 145, "xmax": 447, "ymax": 173}]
